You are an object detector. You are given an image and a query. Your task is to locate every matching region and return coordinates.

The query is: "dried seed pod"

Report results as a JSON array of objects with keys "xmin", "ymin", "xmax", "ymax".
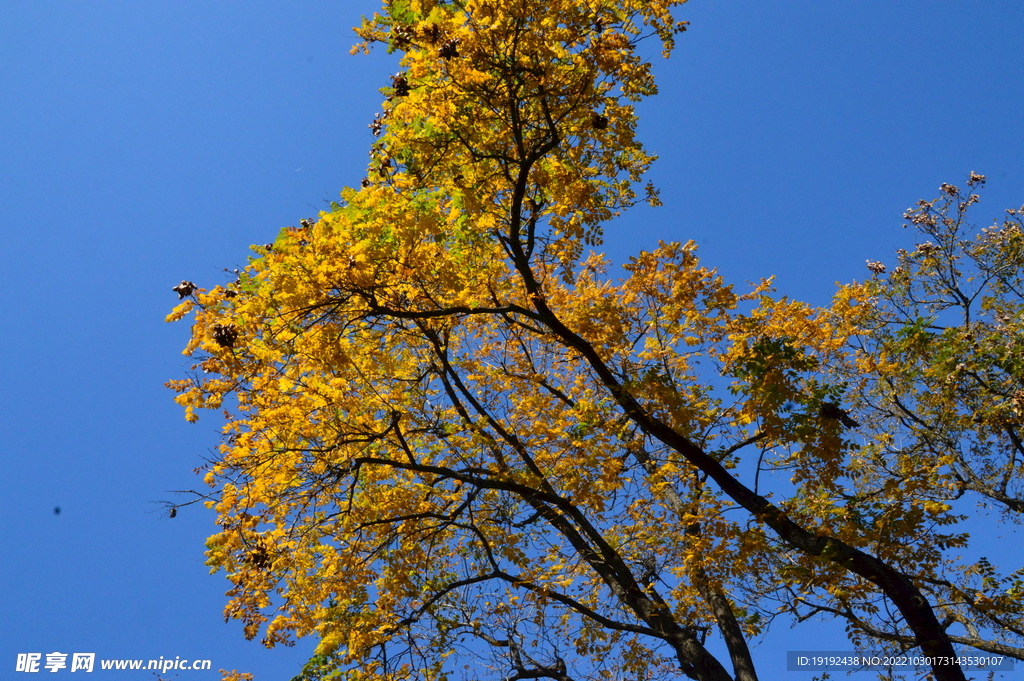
[
  {"xmin": 369, "ymin": 113, "xmax": 384, "ymax": 136},
  {"xmin": 361, "ymin": 177, "xmax": 371, "ymax": 188},
  {"xmin": 212, "ymin": 323, "xmax": 239, "ymax": 348},
  {"xmin": 247, "ymin": 544, "xmax": 271, "ymax": 568},
  {"xmin": 390, "ymin": 24, "xmax": 416, "ymax": 50},
  {"xmin": 438, "ymin": 38, "xmax": 459, "ymax": 60},
  {"xmin": 422, "ymin": 23, "xmax": 441, "ymax": 45},
  {"xmin": 592, "ymin": 113, "xmax": 609, "ymax": 130},
  {"xmin": 390, "ymin": 73, "xmax": 410, "ymax": 97},
  {"xmin": 820, "ymin": 401, "xmax": 859, "ymax": 429},
  {"xmin": 172, "ymin": 280, "xmax": 197, "ymax": 299}
]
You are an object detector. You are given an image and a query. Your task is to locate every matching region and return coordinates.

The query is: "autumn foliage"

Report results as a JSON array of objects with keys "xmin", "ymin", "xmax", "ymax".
[{"xmin": 168, "ymin": 2, "xmax": 1024, "ymax": 680}]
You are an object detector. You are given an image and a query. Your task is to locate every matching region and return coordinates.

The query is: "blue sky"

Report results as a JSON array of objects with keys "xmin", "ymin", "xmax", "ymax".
[{"xmin": 2, "ymin": 1, "xmax": 1022, "ymax": 679}]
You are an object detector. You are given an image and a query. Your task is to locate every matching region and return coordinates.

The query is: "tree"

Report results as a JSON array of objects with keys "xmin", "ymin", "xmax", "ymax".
[
  {"xmin": 167, "ymin": 2, "xmax": 1024, "ymax": 679},
  {"xmin": 823, "ymin": 174, "xmax": 1024, "ymax": 661}
]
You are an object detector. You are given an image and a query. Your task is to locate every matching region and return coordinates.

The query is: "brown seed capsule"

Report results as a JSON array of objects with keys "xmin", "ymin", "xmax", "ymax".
[
  {"xmin": 172, "ymin": 280, "xmax": 196, "ymax": 299},
  {"xmin": 438, "ymin": 38, "xmax": 459, "ymax": 60},
  {"xmin": 391, "ymin": 24, "xmax": 416, "ymax": 50},
  {"xmin": 422, "ymin": 23, "xmax": 441, "ymax": 45},
  {"xmin": 865, "ymin": 260, "xmax": 886, "ymax": 275},
  {"xmin": 592, "ymin": 113, "xmax": 609, "ymax": 130},
  {"xmin": 212, "ymin": 323, "xmax": 239, "ymax": 348},
  {"xmin": 247, "ymin": 545, "xmax": 271, "ymax": 568},
  {"xmin": 369, "ymin": 113, "xmax": 384, "ymax": 137},
  {"xmin": 820, "ymin": 401, "xmax": 859, "ymax": 429},
  {"xmin": 390, "ymin": 74, "xmax": 410, "ymax": 97}
]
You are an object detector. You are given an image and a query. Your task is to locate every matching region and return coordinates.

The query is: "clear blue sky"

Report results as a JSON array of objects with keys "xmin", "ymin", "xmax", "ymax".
[{"xmin": 2, "ymin": 1, "xmax": 1022, "ymax": 678}]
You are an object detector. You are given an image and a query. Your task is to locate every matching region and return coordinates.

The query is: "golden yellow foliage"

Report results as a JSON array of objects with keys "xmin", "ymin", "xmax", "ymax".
[{"xmin": 168, "ymin": 4, "xmax": 1023, "ymax": 681}]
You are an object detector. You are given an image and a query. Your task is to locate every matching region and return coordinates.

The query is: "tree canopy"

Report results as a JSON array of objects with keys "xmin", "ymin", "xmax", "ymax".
[{"xmin": 168, "ymin": 2, "xmax": 1024, "ymax": 680}]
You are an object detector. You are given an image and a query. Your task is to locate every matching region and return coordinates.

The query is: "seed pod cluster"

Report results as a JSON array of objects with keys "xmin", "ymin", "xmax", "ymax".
[
  {"xmin": 369, "ymin": 113, "xmax": 384, "ymax": 137},
  {"xmin": 212, "ymin": 323, "xmax": 239, "ymax": 348},
  {"xmin": 172, "ymin": 280, "xmax": 197, "ymax": 299},
  {"xmin": 390, "ymin": 74, "xmax": 410, "ymax": 97},
  {"xmin": 438, "ymin": 38, "xmax": 459, "ymax": 60}
]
